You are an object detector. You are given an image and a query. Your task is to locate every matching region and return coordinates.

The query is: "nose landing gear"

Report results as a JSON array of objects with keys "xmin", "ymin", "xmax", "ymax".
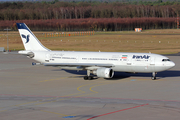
[{"xmin": 151, "ymin": 72, "xmax": 157, "ymax": 80}]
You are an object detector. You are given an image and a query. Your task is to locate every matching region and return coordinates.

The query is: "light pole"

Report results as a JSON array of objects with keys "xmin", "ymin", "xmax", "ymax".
[{"xmin": 4, "ymin": 27, "xmax": 11, "ymax": 52}]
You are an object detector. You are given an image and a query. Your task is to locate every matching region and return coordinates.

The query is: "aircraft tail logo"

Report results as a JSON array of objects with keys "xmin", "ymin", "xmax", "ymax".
[
  {"xmin": 21, "ymin": 34, "xmax": 30, "ymax": 43},
  {"xmin": 17, "ymin": 23, "xmax": 50, "ymax": 51}
]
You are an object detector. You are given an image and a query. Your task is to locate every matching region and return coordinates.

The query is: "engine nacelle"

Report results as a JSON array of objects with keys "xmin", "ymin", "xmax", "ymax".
[{"xmin": 93, "ymin": 68, "xmax": 114, "ymax": 78}]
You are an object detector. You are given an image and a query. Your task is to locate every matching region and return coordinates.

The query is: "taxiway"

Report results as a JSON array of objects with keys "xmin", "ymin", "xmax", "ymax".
[{"xmin": 0, "ymin": 52, "xmax": 180, "ymax": 120}]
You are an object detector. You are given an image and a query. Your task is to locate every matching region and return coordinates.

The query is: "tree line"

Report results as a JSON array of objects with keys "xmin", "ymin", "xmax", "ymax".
[
  {"xmin": 0, "ymin": 1, "xmax": 179, "ymax": 31},
  {"xmin": 0, "ymin": 17, "xmax": 177, "ymax": 31},
  {"xmin": 1, "ymin": 1, "xmax": 180, "ymax": 20}
]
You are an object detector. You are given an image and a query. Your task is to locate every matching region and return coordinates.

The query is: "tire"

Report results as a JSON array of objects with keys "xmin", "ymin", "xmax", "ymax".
[
  {"xmin": 84, "ymin": 76, "xmax": 88, "ymax": 80},
  {"xmin": 88, "ymin": 76, "xmax": 93, "ymax": 80}
]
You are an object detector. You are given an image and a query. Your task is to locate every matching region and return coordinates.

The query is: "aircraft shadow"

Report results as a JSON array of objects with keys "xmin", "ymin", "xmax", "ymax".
[{"xmin": 58, "ymin": 69, "xmax": 180, "ymax": 80}]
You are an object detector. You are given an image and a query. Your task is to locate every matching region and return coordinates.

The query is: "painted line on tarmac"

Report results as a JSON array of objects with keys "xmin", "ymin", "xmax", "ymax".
[
  {"xmin": 76, "ymin": 83, "xmax": 111, "ymax": 97},
  {"xmin": 39, "ymin": 76, "xmax": 82, "ymax": 82},
  {"xmin": 39, "ymin": 77, "xmax": 66, "ymax": 82},
  {"xmin": 33, "ymin": 83, "xmax": 103, "ymax": 116},
  {"xmin": 34, "ymin": 99, "xmax": 67, "ymax": 105},
  {"xmin": 35, "ymin": 79, "xmax": 100, "ymax": 106},
  {"xmin": 14, "ymin": 97, "xmax": 61, "ymax": 107},
  {"xmin": 57, "ymin": 82, "xmax": 104, "ymax": 99},
  {"xmin": 0, "ymin": 80, "xmax": 155, "ymax": 115},
  {"xmin": 0, "ymin": 83, "xmax": 99, "ymax": 111},
  {"xmin": 60, "ymin": 83, "xmax": 98, "ymax": 97},
  {"xmin": 0, "ymin": 110, "xmax": 7, "ymax": 112},
  {"xmin": 40, "ymin": 110, "xmax": 76, "ymax": 117},
  {"xmin": 1, "ymin": 83, "xmax": 102, "ymax": 108},
  {"xmin": 36, "ymin": 82, "xmax": 109, "ymax": 117},
  {"xmin": 15, "ymin": 101, "xmax": 40, "ymax": 107},
  {"xmin": 89, "ymin": 83, "xmax": 109, "ymax": 93},
  {"xmin": 1, "ymin": 93, "xmax": 180, "ymax": 103},
  {"xmin": 30, "ymin": 82, "xmax": 106, "ymax": 106},
  {"xmin": 87, "ymin": 103, "xmax": 149, "ymax": 120},
  {"xmin": 77, "ymin": 83, "xmax": 97, "ymax": 93},
  {"xmin": 41, "ymin": 110, "xmax": 68, "ymax": 116}
]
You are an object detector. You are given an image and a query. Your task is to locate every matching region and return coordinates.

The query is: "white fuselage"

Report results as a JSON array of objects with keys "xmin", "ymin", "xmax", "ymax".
[
  {"xmin": 16, "ymin": 23, "xmax": 176, "ymax": 80},
  {"xmin": 32, "ymin": 51, "xmax": 175, "ymax": 73}
]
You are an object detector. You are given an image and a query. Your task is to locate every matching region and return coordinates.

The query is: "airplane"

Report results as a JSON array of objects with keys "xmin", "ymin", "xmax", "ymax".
[{"xmin": 17, "ymin": 23, "xmax": 175, "ymax": 80}]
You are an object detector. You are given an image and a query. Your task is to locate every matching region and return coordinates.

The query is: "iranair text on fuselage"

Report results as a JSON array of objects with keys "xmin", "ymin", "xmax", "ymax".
[{"xmin": 132, "ymin": 55, "xmax": 150, "ymax": 59}]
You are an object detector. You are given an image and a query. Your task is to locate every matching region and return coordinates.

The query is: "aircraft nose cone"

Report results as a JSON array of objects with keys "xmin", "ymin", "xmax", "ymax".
[
  {"xmin": 166, "ymin": 61, "xmax": 175, "ymax": 69},
  {"xmin": 171, "ymin": 62, "xmax": 175, "ymax": 67}
]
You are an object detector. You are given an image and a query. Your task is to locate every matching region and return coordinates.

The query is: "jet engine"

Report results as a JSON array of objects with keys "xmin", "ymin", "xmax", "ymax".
[{"xmin": 93, "ymin": 67, "xmax": 114, "ymax": 78}]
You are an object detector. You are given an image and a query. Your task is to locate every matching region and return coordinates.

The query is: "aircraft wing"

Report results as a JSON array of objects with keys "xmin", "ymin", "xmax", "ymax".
[{"xmin": 43, "ymin": 63, "xmax": 114, "ymax": 67}]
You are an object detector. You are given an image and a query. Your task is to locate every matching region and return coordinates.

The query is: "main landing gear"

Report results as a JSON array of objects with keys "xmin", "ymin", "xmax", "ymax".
[
  {"xmin": 151, "ymin": 72, "xmax": 157, "ymax": 80},
  {"xmin": 84, "ymin": 70, "xmax": 94, "ymax": 80},
  {"xmin": 84, "ymin": 76, "xmax": 93, "ymax": 80}
]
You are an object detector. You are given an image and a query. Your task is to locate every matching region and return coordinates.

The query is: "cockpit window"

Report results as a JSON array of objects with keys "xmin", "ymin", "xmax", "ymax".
[{"xmin": 162, "ymin": 59, "xmax": 170, "ymax": 61}]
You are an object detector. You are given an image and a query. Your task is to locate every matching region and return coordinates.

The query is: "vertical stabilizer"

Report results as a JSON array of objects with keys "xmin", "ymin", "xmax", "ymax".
[{"xmin": 17, "ymin": 23, "xmax": 50, "ymax": 51}]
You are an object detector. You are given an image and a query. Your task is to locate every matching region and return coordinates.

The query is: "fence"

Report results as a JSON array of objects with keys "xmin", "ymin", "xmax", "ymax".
[{"xmin": 45, "ymin": 31, "xmax": 94, "ymax": 38}]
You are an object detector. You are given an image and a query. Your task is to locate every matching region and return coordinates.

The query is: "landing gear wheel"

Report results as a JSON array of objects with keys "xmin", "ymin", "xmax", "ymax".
[
  {"xmin": 84, "ymin": 76, "xmax": 93, "ymax": 80},
  {"xmin": 151, "ymin": 72, "xmax": 157, "ymax": 80},
  {"xmin": 84, "ymin": 76, "xmax": 88, "ymax": 80},
  {"xmin": 88, "ymin": 76, "xmax": 93, "ymax": 80},
  {"xmin": 84, "ymin": 70, "xmax": 94, "ymax": 80},
  {"xmin": 151, "ymin": 77, "xmax": 156, "ymax": 80}
]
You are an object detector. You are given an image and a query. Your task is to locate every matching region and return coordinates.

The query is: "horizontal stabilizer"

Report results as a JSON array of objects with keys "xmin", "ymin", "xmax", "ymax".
[{"xmin": 18, "ymin": 50, "xmax": 34, "ymax": 58}]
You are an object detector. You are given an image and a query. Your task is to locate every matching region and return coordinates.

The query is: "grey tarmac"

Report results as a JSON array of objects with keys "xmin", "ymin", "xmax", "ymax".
[{"xmin": 0, "ymin": 52, "xmax": 180, "ymax": 120}]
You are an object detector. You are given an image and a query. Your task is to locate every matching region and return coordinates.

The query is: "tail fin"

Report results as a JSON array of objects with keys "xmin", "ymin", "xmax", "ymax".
[{"xmin": 17, "ymin": 23, "xmax": 50, "ymax": 51}]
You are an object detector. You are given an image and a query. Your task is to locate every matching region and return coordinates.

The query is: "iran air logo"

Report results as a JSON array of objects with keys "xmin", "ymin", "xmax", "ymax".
[{"xmin": 21, "ymin": 34, "xmax": 30, "ymax": 43}]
